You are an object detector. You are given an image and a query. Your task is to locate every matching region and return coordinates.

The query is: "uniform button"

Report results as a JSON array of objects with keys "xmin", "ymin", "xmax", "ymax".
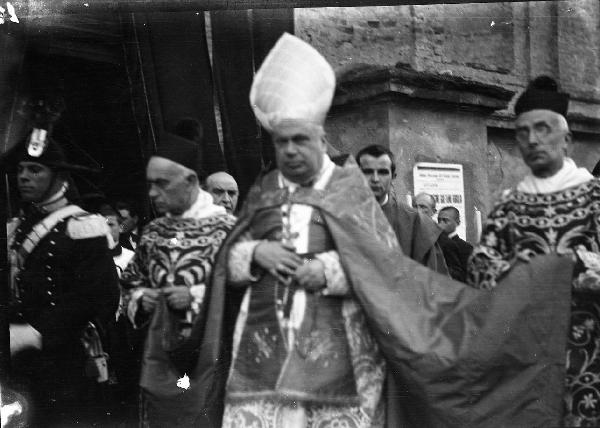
[
  {"xmin": 48, "ymin": 253, "xmax": 53, "ymax": 257},
  {"xmin": 50, "ymin": 302, "xmax": 56, "ymax": 306},
  {"xmin": 45, "ymin": 265, "xmax": 51, "ymax": 269},
  {"xmin": 47, "ymin": 290, "xmax": 52, "ymax": 296},
  {"xmin": 47, "ymin": 277, "xmax": 52, "ymax": 282},
  {"xmin": 49, "ymin": 240, "xmax": 55, "ymax": 245}
]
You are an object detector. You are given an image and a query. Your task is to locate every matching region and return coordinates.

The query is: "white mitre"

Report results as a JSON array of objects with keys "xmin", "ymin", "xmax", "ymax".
[{"xmin": 249, "ymin": 33, "xmax": 336, "ymax": 132}]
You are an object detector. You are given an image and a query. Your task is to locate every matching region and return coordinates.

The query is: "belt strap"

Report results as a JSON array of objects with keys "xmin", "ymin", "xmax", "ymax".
[{"xmin": 13, "ymin": 205, "xmax": 84, "ymax": 268}]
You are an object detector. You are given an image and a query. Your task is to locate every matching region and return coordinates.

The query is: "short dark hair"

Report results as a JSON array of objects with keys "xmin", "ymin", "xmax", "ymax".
[
  {"xmin": 355, "ymin": 144, "xmax": 396, "ymax": 176},
  {"xmin": 98, "ymin": 203, "xmax": 118, "ymax": 218},
  {"xmin": 115, "ymin": 200, "xmax": 138, "ymax": 218},
  {"xmin": 439, "ymin": 206, "xmax": 460, "ymax": 222}
]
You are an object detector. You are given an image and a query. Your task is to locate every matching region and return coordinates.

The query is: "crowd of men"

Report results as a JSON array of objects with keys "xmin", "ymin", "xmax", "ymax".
[{"xmin": 4, "ymin": 32, "xmax": 599, "ymax": 428}]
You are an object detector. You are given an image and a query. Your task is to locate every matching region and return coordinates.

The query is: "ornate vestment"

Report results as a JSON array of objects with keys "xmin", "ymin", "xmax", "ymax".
[
  {"xmin": 468, "ymin": 178, "xmax": 600, "ymax": 426},
  {"xmin": 121, "ymin": 198, "xmax": 235, "ymax": 427},
  {"xmin": 222, "ymin": 156, "xmax": 385, "ymax": 428},
  {"xmin": 210, "ymin": 159, "xmax": 576, "ymax": 428}
]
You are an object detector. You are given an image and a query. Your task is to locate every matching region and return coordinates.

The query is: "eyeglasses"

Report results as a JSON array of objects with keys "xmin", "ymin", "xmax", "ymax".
[{"xmin": 515, "ymin": 123, "xmax": 563, "ymax": 145}]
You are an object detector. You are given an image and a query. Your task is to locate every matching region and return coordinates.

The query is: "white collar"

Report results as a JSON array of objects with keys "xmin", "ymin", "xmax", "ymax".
[
  {"xmin": 380, "ymin": 194, "xmax": 389, "ymax": 207},
  {"xmin": 34, "ymin": 181, "xmax": 69, "ymax": 213},
  {"xmin": 448, "ymin": 231, "xmax": 458, "ymax": 239},
  {"xmin": 167, "ymin": 188, "xmax": 225, "ymax": 220},
  {"xmin": 278, "ymin": 154, "xmax": 335, "ymax": 191},
  {"xmin": 516, "ymin": 158, "xmax": 593, "ymax": 194}
]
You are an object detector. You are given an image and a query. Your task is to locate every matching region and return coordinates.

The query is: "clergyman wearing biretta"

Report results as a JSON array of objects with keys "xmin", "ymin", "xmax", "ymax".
[
  {"xmin": 121, "ymin": 133, "xmax": 236, "ymax": 427},
  {"xmin": 468, "ymin": 76, "xmax": 600, "ymax": 426}
]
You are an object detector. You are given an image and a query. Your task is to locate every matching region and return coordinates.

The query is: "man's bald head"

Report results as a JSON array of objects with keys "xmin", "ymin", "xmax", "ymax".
[
  {"xmin": 205, "ymin": 171, "xmax": 239, "ymax": 214},
  {"xmin": 413, "ymin": 192, "xmax": 437, "ymax": 218},
  {"xmin": 555, "ymin": 112, "xmax": 569, "ymax": 132},
  {"xmin": 147, "ymin": 156, "xmax": 199, "ymax": 215},
  {"xmin": 515, "ymin": 109, "xmax": 572, "ymax": 178}
]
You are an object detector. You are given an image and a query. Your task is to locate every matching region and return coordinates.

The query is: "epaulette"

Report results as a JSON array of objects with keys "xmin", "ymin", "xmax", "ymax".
[{"xmin": 67, "ymin": 213, "xmax": 110, "ymax": 240}]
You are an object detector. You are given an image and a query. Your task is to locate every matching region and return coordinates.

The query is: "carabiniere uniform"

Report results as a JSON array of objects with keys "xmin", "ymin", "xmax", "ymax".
[{"xmin": 5, "ymin": 128, "xmax": 119, "ymax": 425}]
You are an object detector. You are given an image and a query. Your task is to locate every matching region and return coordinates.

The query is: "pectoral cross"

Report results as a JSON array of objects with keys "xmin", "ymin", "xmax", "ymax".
[{"xmin": 278, "ymin": 192, "xmax": 299, "ymax": 322}]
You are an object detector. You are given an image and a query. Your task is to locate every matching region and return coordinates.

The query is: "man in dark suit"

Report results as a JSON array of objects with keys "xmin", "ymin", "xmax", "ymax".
[{"xmin": 438, "ymin": 206, "xmax": 473, "ymax": 282}]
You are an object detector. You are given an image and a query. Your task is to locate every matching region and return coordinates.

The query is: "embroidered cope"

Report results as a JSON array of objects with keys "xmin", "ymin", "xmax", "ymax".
[
  {"xmin": 120, "ymin": 210, "xmax": 235, "ymax": 426},
  {"xmin": 122, "ymin": 213, "xmax": 235, "ymax": 326},
  {"xmin": 468, "ymin": 178, "xmax": 600, "ymax": 426}
]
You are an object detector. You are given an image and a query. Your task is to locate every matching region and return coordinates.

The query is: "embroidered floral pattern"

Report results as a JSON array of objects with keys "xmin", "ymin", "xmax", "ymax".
[
  {"xmin": 252, "ymin": 328, "xmax": 277, "ymax": 363},
  {"xmin": 295, "ymin": 329, "xmax": 337, "ymax": 363},
  {"xmin": 121, "ymin": 214, "xmax": 235, "ymax": 325},
  {"xmin": 222, "ymin": 399, "xmax": 381, "ymax": 428},
  {"xmin": 467, "ymin": 179, "xmax": 600, "ymax": 425},
  {"xmin": 225, "ymin": 204, "xmax": 384, "ymax": 424},
  {"xmin": 342, "ymin": 300, "xmax": 386, "ymax": 420}
]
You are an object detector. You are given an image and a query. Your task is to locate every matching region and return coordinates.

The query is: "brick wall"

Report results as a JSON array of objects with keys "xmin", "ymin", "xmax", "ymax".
[
  {"xmin": 296, "ymin": 2, "xmax": 600, "ymax": 239},
  {"xmin": 296, "ymin": 2, "xmax": 600, "ymax": 106}
]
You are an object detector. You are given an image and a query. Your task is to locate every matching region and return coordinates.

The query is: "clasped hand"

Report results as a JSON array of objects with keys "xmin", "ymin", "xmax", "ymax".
[
  {"xmin": 253, "ymin": 241, "xmax": 326, "ymax": 291},
  {"xmin": 140, "ymin": 286, "xmax": 192, "ymax": 313}
]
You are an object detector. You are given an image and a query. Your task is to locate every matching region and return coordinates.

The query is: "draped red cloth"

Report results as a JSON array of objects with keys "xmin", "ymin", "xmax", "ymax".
[{"xmin": 208, "ymin": 158, "xmax": 573, "ymax": 427}]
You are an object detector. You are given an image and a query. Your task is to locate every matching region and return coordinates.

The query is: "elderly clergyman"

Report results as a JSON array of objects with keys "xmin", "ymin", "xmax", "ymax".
[
  {"xmin": 205, "ymin": 171, "xmax": 239, "ymax": 214},
  {"xmin": 121, "ymin": 133, "xmax": 236, "ymax": 427},
  {"xmin": 206, "ymin": 38, "xmax": 584, "ymax": 428},
  {"xmin": 467, "ymin": 76, "xmax": 600, "ymax": 426}
]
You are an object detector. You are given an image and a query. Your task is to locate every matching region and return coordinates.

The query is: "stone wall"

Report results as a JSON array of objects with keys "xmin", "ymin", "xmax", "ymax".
[
  {"xmin": 327, "ymin": 100, "xmax": 390, "ymax": 155},
  {"xmin": 296, "ymin": 2, "xmax": 600, "ymax": 102},
  {"xmin": 388, "ymin": 99, "xmax": 489, "ymax": 243},
  {"xmin": 296, "ymin": 2, "xmax": 600, "ymax": 240}
]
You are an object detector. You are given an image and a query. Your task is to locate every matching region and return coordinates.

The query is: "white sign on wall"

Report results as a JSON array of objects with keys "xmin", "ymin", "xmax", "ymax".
[{"xmin": 413, "ymin": 162, "xmax": 467, "ymax": 240}]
